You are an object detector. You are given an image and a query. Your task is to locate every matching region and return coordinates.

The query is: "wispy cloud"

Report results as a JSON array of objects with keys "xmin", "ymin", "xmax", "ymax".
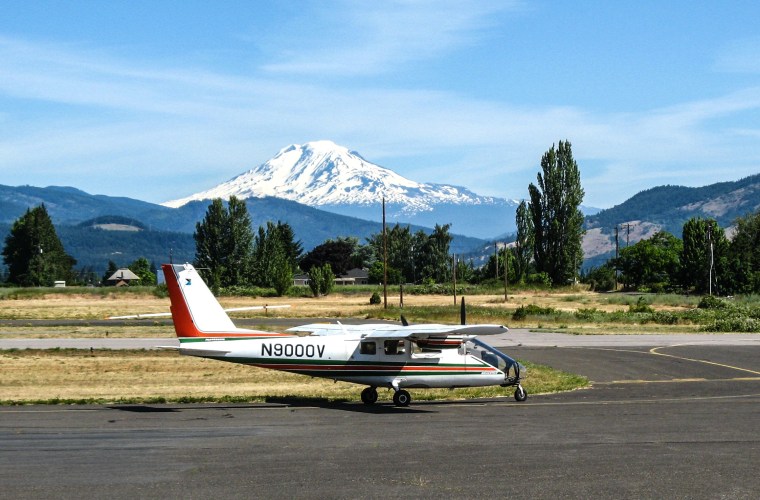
[
  {"xmin": 1, "ymin": 22, "xmax": 759, "ymax": 208},
  {"xmin": 260, "ymin": 0, "xmax": 520, "ymax": 76}
]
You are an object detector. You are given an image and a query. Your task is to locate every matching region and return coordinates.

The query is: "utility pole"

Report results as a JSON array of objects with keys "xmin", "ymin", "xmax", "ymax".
[
  {"xmin": 452, "ymin": 254, "xmax": 457, "ymax": 305},
  {"xmin": 622, "ymin": 223, "xmax": 634, "ymax": 247},
  {"xmin": 382, "ymin": 197, "xmax": 388, "ymax": 309},
  {"xmin": 614, "ymin": 225, "xmax": 619, "ymax": 290},
  {"xmin": 707, "ymin": 222, "xmax": 714, "ymax": 296}
]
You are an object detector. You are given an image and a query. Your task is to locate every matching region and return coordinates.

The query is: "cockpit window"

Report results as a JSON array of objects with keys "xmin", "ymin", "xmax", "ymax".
[{"xmin": 384, "ymin": 340, "xmax": 405, "ymax": 355}]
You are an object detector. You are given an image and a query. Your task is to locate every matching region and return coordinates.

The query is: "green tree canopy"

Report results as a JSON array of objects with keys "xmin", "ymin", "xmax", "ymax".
[
  {"xmin": 299, "ymin": 238, "xmax": 360, "ymax": 276},
  {"xmin": 614, "ymin": 231, "xmax": 682, "ymax": 291},
  {"xmin": 681, "ymin": 217, "xmax": 729, "ymax": 294},
  {"xmin": 129, "ymin": 257, "xmax": 157, "ymax": 286},
  {"xmin": 2, "ymin": 204, "xmax": 76, "ymax": 286},
  {"xmin": 726, "ymin": 211, "xmax": 760, "ymax": 294},
  {"xmin": 193, "ymin": 196, "xmax": 254, "ymax": 291},
  {"xmin": 528, "ymin": 141, "xmax": 585, "ymax": 286}
]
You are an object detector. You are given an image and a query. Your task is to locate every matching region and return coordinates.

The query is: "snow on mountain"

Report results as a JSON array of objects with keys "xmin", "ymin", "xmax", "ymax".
[{"xmin": 162, "ymin": 140, "xmax": 504, "ymax": 212}]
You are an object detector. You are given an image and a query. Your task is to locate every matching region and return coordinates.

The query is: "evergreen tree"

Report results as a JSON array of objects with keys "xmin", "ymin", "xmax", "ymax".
[
  {"xmin": 102, "ymin": 260, "xmax": 119, "ymax": 286},
  {"xmin": 514, "ymin": 200, "xmax": 534, "ymax": 283},
  {"xmin": 225, "ymin": 197, "xmax": 254, "ymax": 286},
  {"xmin": 528, "ymin": 141, "xmax": 585, "ymax": 286},
  {"xmin": 2, "ymin": 205, "xmax": 76, "ymax": 286},
  {"xmin": 193, "ymin": 196, "xmax": 254, "ymax": 291}
]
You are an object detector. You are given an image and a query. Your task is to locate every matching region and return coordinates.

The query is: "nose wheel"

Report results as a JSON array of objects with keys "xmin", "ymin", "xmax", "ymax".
[
  {"xmin": 514, "ymin": 385, "xmax": 528, "ymax": 402},
  {"xmin": 392, "ymin": 389, "xmax": 411, "ymax": 407}
]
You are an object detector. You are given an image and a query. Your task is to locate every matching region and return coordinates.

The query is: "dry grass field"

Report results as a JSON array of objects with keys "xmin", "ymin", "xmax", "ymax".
[
  {"xmin": 1, "ymin": 285, "xmax": 723, "ymax": 404},
  {"xmin": 0, "ymin": 349, "xmax": 587, "ymax": 405}
]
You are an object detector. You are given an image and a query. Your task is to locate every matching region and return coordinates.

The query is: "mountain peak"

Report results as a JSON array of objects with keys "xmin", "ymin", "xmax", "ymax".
[{"xmin": 162, "ymin": 141, "xmax": 498, "ymax": 211}]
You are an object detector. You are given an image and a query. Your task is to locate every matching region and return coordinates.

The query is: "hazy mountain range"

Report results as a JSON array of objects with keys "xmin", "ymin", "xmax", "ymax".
[{"xmin": 1, "ymin": 140, "xmax": 758, "ymax": 274}]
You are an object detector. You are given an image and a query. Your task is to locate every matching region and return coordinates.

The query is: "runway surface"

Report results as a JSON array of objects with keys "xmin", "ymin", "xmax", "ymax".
[{"xmin": 2, "ymin": 341, "xmax": 759, "ymax": 499}]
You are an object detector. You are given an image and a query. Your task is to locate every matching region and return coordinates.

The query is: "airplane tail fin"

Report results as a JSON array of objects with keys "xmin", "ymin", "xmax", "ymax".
[{"xmin": 162, "ymin": 263, "xmax": 243, "ymax": 339}]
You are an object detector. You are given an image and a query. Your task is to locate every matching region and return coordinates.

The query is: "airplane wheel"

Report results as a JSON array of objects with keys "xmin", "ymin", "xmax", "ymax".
[
  {"xmin": 514, "ymin": 386, "xmax": 528, "ymax": 402},
  {"xmin": 393, "ymin": 389, "xmax": 411, "ymax": 407},
  {"xmin": 361, "ymin": 387, "xmax": 378, "ymax": 405}
]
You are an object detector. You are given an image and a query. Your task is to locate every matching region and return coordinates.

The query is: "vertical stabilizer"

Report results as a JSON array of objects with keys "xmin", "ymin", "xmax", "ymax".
[{"xmin": 162, "ymin": 263, "xmax": 238, "ymax": 337}]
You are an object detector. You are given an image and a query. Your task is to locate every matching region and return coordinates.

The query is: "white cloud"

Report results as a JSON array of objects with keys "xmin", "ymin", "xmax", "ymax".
[
  {"xmin": 1, "ymin": 29, "xmax": 759, "ymax": 207},
  {"xmin": 260, "ymin": 0, "xmax": 519, "ymax": 76}
]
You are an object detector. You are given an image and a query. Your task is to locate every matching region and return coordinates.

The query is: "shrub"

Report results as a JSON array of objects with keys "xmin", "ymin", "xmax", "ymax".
[
  {"xmin": 703, "ymin": 317, "xmax": 760, "ymax": 332},
  {"xmin": 369, "ymin": 292, "xmax": 381, "ymax": 305},
  {"xmin": 698, "ymin": 295, "xmax": 728, "ymax": 309},
  {"xmin": 512, "ymin": 304, "xmax": 556, "ymax": 321},
  {"xmin": 628, "ymin": 296, "xmax": 654, "ymax": 314}
]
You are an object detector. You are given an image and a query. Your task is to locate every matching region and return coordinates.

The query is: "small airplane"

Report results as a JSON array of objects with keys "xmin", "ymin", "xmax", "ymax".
[{"xmin": 160, "ymin": 263, "xmax": 526, "ymax": 407}]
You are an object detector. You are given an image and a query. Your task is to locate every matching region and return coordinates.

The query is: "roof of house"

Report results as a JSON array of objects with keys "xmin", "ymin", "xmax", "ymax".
[{"xmin": 107, "ymin": 268, "xmax": 140, "ymax": 281}]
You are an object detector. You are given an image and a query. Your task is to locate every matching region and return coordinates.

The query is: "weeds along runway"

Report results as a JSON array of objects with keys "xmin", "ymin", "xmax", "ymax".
[{"xmin": 2, "ymin": 344, "xmax": 759, "ymax": 499}]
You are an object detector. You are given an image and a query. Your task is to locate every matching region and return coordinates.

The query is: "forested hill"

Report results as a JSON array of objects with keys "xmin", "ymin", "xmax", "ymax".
[
  {"xmin": 0, "ymin": 186, "xmax": 486, "ymax": 274},
  {"xmin": 586, "ymin": 173, "xmax": 760, "ymax": 235}
]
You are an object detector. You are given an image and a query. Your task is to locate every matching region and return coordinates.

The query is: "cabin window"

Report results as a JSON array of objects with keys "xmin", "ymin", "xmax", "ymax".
[
  {"xmin": 360, "ymin": 341, "xmax": 376, "ymax": 355},
  {"xmin": 384, "ymin": 340, "xmax": 405, "ymax": 355}
]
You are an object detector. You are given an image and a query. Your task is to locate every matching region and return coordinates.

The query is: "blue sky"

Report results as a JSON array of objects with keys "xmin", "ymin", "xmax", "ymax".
[{"xmin": 1, "ymin": 1, "xmax": 759, "ymax": 208}]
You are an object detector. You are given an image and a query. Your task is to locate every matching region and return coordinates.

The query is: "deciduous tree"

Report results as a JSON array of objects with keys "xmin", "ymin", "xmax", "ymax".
[{"xmin": 528, "ymin": 141, "xmax": 585, "ymax": 286}]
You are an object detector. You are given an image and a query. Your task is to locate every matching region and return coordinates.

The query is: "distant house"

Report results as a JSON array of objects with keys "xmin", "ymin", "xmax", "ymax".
[
  {"xmin": 107, "ymin": 268, "xmax": 140, "ymax": 287},
  {"xmin": 292, "ymin": 268, "xmax": 370, "ymax": 287},
  {"xmin": 293, "ymin": 273, "xmax": 310, "ymax": 286},
  {"xmin": 338, "ymin": 268, "xmax": 370, "ymax": 285}
]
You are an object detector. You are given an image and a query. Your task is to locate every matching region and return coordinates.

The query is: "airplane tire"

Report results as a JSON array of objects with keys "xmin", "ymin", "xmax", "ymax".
[
  {"xmin": 393, "ymin": 389, "xmax": 411, "ymax": 407},
  {"xmin": 514, "ymin": 386, "xmax": 528, "ymax": 402},
  {"xmin": 361, "ymin": 387, "xmax": 378, "ymax": 405}
]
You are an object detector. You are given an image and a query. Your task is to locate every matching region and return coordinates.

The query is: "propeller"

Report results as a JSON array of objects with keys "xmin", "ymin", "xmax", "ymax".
[
  {"xmin": 401, "ymin": 315, "xmax": 409, "ymax": 327},
  {"xmin": 460, "ymin": 296, "xmax": 466, "ymax": 325}
]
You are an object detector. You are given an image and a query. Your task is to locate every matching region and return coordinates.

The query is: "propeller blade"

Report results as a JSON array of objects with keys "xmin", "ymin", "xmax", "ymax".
[
  {"xmin": 460, "ymin": 296, "xmax": 466, "ymax": 325},
  {"xmin": 401, "ymin": 315, "xmax": 409, "ymax": 327}
]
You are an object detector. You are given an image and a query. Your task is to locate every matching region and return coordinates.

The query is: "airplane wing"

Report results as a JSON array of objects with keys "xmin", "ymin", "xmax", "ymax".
[
  {"xmin": 289, "ymin": 322, "xmax": 507, "ymax": 340},
  {"xmin": 361, "ymin": 324, "xmax": 508, "ymax": 340},
  {"xmin": 108, "ymin": 305, "xmax": 290, "ymax": 320}
]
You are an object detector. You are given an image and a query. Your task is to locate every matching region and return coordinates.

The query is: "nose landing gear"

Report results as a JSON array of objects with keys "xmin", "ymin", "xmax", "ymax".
[
  {"xmin": 514, "ymin": 385, "xmax": 528, "ymax": 402},
  {"xmin": 392, "ymin": 389, "xmax": 411, "ymax": 407}
]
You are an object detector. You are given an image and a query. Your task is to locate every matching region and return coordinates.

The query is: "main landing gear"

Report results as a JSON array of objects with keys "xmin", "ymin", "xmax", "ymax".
[{"xmin": 360, "ymin": 387, "xmax": 412, "ymax": 407}]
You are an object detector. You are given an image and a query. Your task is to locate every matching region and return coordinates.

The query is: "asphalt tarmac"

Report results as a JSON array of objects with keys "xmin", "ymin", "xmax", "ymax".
[{"xmin": 2, "ymin": 342, "xmax": 759, "ymax": 499}]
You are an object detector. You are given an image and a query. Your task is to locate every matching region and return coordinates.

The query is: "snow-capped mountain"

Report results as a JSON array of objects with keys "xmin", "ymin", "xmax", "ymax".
[
  {"xmin": 163, "ymin": 140, "xmax": 519, "ymax": 238},
  {"xmin": 164, "ymin": 140, "xmax": 503, "ymax": 212}
]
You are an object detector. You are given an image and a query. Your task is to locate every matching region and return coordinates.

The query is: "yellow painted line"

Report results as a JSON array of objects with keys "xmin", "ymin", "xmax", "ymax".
[
  {"xmin": 489, "ymin": 392, "xmax": 760, "ymax": 407},
  {"xmin": 650, "ymin": 345, "xmax": 760, "ymax": 376},
  {"xmin": 594, "ymin": 377, "xmax": 760, "ymax": 385}
]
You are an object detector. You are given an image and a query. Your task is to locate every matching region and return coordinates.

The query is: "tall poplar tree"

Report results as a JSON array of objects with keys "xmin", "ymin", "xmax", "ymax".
[
  {"xmin": 2, "ymin": 204, "xmax": 76, "ymax": 286},
  {"xmin": 528, "ymin": 141, "xmax": 585, "ymax": 286},
  {"xmin": 514, "ymin": 200, "xmax": 534, "ymax": 283}
]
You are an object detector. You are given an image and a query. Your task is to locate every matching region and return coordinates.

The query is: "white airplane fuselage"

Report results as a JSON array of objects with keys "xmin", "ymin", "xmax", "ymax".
[{"xmin": 178, "ymin": 334, "xmax": 507, "ymax": 389}]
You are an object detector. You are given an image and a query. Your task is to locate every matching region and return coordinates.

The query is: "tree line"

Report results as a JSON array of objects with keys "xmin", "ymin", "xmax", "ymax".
[
  {"xmin": 585, "ymin": 213, "xmax": 760, "ymax": 295},
  {"xmin": 6, "ymin": 141, "xmax": 757, "ymax": 296}
]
